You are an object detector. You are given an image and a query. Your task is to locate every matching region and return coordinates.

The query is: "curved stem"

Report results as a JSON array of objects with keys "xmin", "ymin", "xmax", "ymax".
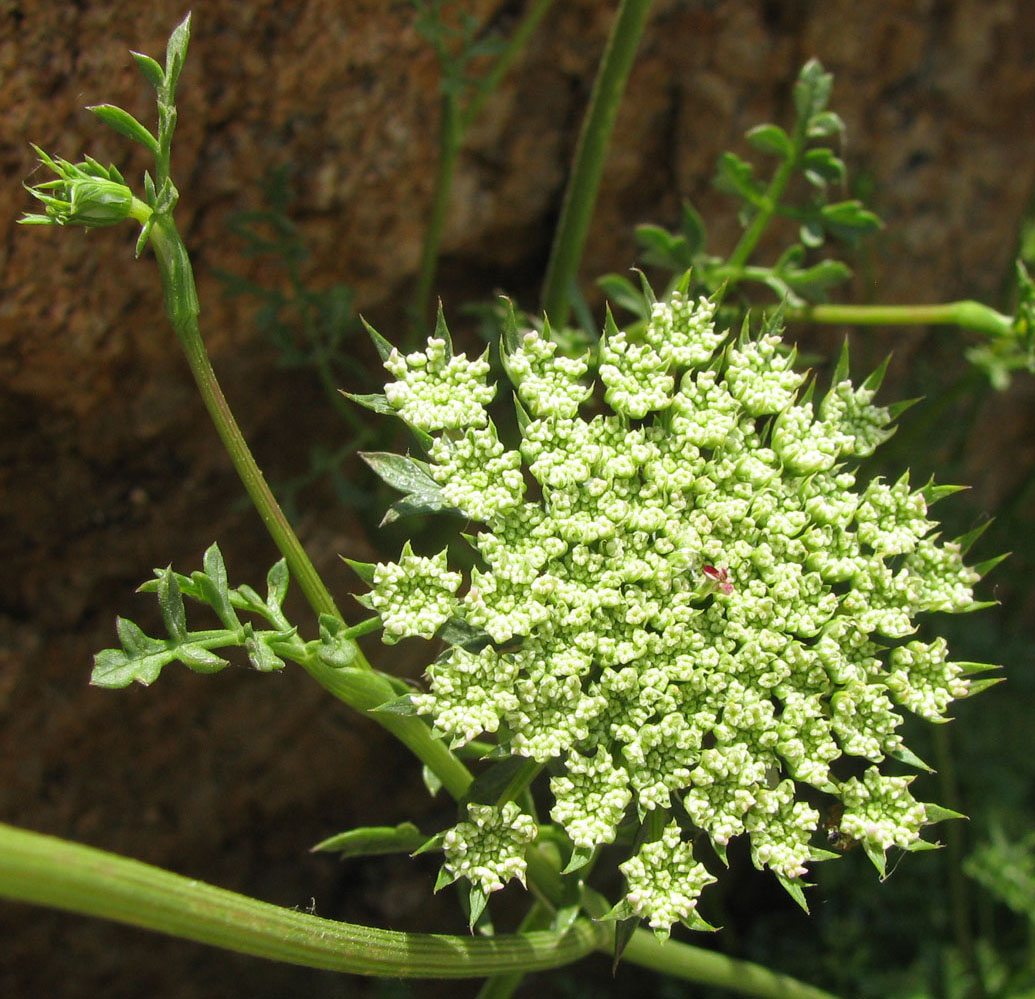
[
  {"xmin": 0, "ymin": 822, "xmax": 602, "ymax": 978},
  {"xmin": 148, "ymin": 216, "xmax": 346, "ymax": 627},
  {"xmin": 540, "ymin": 0, "xmax": 655, "ymax": 326}
]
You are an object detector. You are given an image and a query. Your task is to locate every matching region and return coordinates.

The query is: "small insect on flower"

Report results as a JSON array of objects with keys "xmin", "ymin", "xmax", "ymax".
[{"xmin": 702, "ymin": 564, "xmax": 734, "ymax": 595}]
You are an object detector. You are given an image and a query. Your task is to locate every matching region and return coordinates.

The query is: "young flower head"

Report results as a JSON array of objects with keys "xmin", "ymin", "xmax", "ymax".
[
  {"xmin": 355, "ymin": 273, "xmax": 997, "ymax": 938},
  {"xmin": 21, "ymin": 148, "xmax": 150, "ymax": 228}
]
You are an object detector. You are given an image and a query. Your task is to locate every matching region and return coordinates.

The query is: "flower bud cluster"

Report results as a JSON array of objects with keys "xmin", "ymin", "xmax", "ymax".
[
  {"xmin": 441, "ymin": 802, "xmax": 539, "ymax": 896},
  {"xmin": 363, "ymin": 280, "xmax": 991, "ymax": 934}
]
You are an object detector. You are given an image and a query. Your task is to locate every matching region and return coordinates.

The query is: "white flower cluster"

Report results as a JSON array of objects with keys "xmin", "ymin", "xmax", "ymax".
[
  {"xmin": 361, "ymin": 544, "xmax": 461, "ymax": 644},
  {"xmin": 363, "ymin": 279, "xmax": 991, "ymax": 934},
  {"xmin": 441, "ymin": 801, "xmax": 539, "ymax": 896}
]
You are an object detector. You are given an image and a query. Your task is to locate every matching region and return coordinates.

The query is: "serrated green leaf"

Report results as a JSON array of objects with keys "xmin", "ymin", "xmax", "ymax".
[
  {"xmin": 311, "ymin": 822, "xmax": 426, "ymax": 857},
  {"xmin": 746, "ymin": 123, "xmax": 792, "ymax": 159},
  {"xmin": 91, "ymin": 646, "xmax": 168, "ymax": 688},
  {"xmin": 157, "ymin": 566, "xmax": 187, "ymax": 642},
  {"xmin": 87, "ymin": 104, "xmax": 159, "ymax": 154}
]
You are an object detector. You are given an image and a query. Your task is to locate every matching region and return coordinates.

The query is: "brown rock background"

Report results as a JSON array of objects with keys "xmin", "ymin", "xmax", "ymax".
[{"xmin": 2, "ymin": 1, "xmax": 1034, "ymax": 997}]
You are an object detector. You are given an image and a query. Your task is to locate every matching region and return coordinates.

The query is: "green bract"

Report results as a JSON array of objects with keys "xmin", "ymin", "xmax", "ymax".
[{"xmin": 355, "ymin": 273, "xmax": 994, "ymax": 938}]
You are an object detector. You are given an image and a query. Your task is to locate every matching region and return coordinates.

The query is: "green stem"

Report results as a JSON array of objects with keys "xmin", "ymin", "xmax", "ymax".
[
  {"xmin": 461, "ymin": 0, "xmax": 558, "ymax": 130},
  {"xmin": 615, "ymin": 928, "xmax": 839, "ymax": 999},
  {"xmin": 540, "ymin": 0, "xmax": 654, "ymax": 326},
  {"xmin": 413, "ymin": 91, "xmax": 463, "ymax": 329},
  {"xmin": 0, "ymin": 822, "xmax": 602, "ymax": 978},
  {"xmin": 147, "ymin": 212, "xmax": 477, "ymax": 805},
  {"xmin": 786, "ymin": 300, "xmax": 1013, "ymax": 339},
  {"xmin": 147, "ymin": 216, "xmax": 345, "ymax": 626}
]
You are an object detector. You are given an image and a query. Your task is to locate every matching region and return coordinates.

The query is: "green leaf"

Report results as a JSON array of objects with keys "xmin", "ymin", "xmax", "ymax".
[
  {"xmin": 163, "ymin": 12, "xmax": 192, "ymax": 101},
  {"xmin": 361, "ymin": 451, "xmax": 437, "ymax": 495},
  {"xmin": 175, "ymin": 645, "xmax": 230, "ymax": 673},
  {"xmin": 370, "ymin": 693, "xmax": 420, "ymax": 716},
  {"xmin": 315, "ymin": 615, "xmax": 359, "ymax": 668},
  {"xmin": 924, "ymin": 803, "xmax": 967, "ymax": 824},
  {"xmin": 243, "ymin": 629, "xmax": 287, "ymax": 673},
  {"xmin": 87, "ymin": 104, "xmax": 159, "ymax": 155},
  {"xmin": 801, "ymin": 147, "xmax": 846, "ymax": 187},
  {"xmin": 714, "ymin": 151, "xmax": 764, "ymax": 205},
  {"xmin": 794, "ymin": 58, "xmax": 833, "ymax": 123},
  {"xmin": 91, "ymin": 640, "xmax": 168, "ymax": 688},
  {"xmin": 680, "ymin": 201, "xmax": 707, "ymax": 256},
  {"xmin": 361, "ymin": 317, "xmax": 395, "ymax": 362},
  {"xmin": 266, "ymin": 558, "xmax": 289, "ymax": 614},
  {"xmin": 157, "ymin": 566, "xmax": 187, "ymax": 642},
  {"xmin": 342, "ymin": 558, "xmax": 377, "ymax": 585},
  {"xmin": 597, "ymin": 274, "xmax": 648, "ymax": 318},
  {"xmin": 432, "ymin": 300, "xmax": 453, "ymax": 357},
  {"xmin": 746, "ymin": 123, "xmax": 792, "ymax": 159},
  {"xmin": 341, "ymin": 390, "xmax": 396, "ymax": 415},
  {"xmin": 561, "ymin": 845, "xmax": 594, "ymax": 875},
  {"xmin": 776, "ymin": 875, "xmax": 811, "ymax": 913},
  {"xmin": 131, "ymin": 51, "xmax": 165, "ymax": 90},
  {"xmin": 311, "ymin": 822, "xmax": 426, "ymax": 857},
  {"xmin": 807, "ymin": 110, "xmax": 845, "ymax": 139},
  {"xmin": 461, "ymin": 756, "xmax": 532, "ymax": 806},
  {"xmin": 189, "ymin": 543, "xmax": 239, "ymax": 629}
]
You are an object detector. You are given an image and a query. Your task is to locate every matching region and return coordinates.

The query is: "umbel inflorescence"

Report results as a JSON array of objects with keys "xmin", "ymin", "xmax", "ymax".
[{"xmin": 353, "ymin": 274, "xmax": 996, "ymax": 938}]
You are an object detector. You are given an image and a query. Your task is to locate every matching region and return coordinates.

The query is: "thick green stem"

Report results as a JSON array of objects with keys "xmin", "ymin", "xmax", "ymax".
[
  {"xmin": 0, "ymin": 822, "xmax": 602, "ymax": 978},
  {"xmin": 148, "ymin": 216, "xmax": 346, "ymax": 627},
  {"xmin": 540, "ymin": 0, "xmax": 654, "ymax": 326},
  {"xmin": 787, "ymin": 300, "xmax": 1013, "ymax": 339}
]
